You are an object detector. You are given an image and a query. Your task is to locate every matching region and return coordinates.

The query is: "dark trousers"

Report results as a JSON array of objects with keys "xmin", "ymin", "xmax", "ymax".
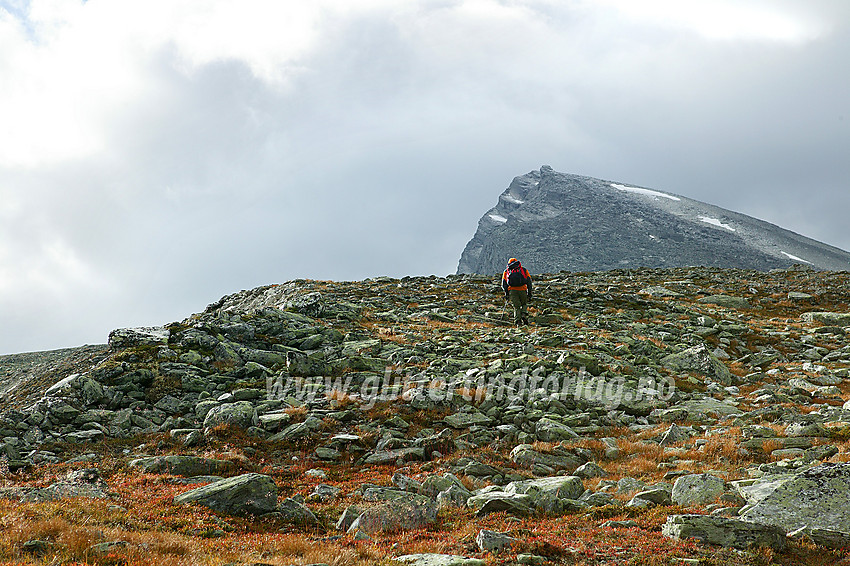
[{"xmin": 508, "ymin": 289, "xmax": 529, "ymax": 324}]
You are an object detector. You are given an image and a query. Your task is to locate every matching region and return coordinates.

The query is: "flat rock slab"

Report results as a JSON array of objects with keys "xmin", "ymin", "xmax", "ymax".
[
  {"xmin": 108, "ymin": 326, "xmax": 169, "ymax": 349},
  {"xmin": 662, "ymin": 514, "xmax": 786, "ymax": 551},
  {"xmin": 510, "ymin": 444, "xmax": 585, "ymax": 472},
  {"xmin": 129, "ymin": 455, "xmax": 235, "ymax": 477},
  {"xmin": 740, "ymin": 463, "xmax": 850, "ymax": 534},
  {"xmin": 505, "ymin": 475, "xmax": 584, "ymax": 501},
  {"xmin": 174, "ymin": 473, "xmax": 278, "ymax": 515},
  {"xmin": 467, "ymin": 492, "xmax": 534, "ymax": 517},
  {"xmin": 802, "ymin": 312, "xmax": 850, "ymax": 327},
  {"xmin": 397, "ymin": 555, "xmax": 484, "ymax": 566},
  {"xmin": 444, "ymin": 411, "xmax": 492, "ymax": 429}
]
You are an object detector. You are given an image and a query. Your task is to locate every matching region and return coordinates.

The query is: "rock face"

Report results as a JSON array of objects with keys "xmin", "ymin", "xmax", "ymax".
[{"xmin": 457, "ymin": 166, "xmax": 850, "ymax": 274}]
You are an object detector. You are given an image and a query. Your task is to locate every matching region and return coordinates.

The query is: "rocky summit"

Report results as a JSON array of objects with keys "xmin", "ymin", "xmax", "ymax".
[
  {"xmin": 458, "ymin": 166, "xmax": 850, "ymax": 275},
  {"xmin": 3, "ymin": 266, "xmax": 850, "ymax": 565}
]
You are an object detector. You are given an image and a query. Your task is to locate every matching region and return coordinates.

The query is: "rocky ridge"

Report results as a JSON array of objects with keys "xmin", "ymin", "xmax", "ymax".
[
  {"xmin": 458, "ymin": 166, "xmax": 850, "ymax": 274},
  {"xmin": 3, "ymin": 266, "xmax": 850, "ymax": 564}
]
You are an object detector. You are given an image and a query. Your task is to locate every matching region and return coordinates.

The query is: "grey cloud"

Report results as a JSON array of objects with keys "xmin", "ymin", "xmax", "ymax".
[{"xmin": 2, "ymin": 1, "xmax": 849, "ymax": 353}]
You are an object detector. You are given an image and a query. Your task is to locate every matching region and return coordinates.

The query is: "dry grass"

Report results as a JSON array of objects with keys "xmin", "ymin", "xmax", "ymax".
[
  {"xmin": 453, "ymin": 386, "xmax": 490, "ymax": 405},
  {"xmin": 701, "ymin": 430, "xmax": 750, "ymax": 466},
  {"xmin": 325, "ymin": 389, "xmax": 360, "ymax": 409},
  {"xmin": 284, "ymin": 405, "xmax": 309, "ymax": 421}
]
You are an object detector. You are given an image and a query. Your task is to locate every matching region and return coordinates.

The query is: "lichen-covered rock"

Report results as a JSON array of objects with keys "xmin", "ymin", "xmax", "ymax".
[
  {"xmin": 534, "ymin": 417, "xmax": 578, "ymax": 441},
  {"xmin": 275, "ymin": 497, "xmax": 318, "ymax": 525},
  {"xmin": 802, "ymin": 312, "xmax": 850, "ymax": 327},
  {"xmin": 348, "ymin": 498, "xmax": 438, "ymax": 534},
  {"xmin": 509, "ymin": 444, "xmax": 585, "ymax": 473},
  {"xmin": 476, "ymin": 529, "xmax": 518, "ymax": 553},
  {"xmin": 739, "ymin": 463, "xmax": 850, "ymax": 535},
  {"xmin": 671, "ymin": 474, "xmax": 726, "ymax": 506},
  {"xmin": 504, "ymin": 476, "xmax": 584, "ymax": 502},
  {"xmin": 108, "ymin": 326, "xmax": 169, "ymax": 349},
  {"xmin": 662, "ymin": 514, "xmax": 786, "ymax": 551},
  {"xmin": 174, "ymin": 473, "xmax": 278, "ymax": 515},
  {"xmin": 202, "ymin": 401, "xmax": 258, "ymax": 430},
  {"xmin": 466, "ymin": 491, "xmax": 534, "ymax": 517},
  {"xmin": 129, "ymin": 455, "xmax": 235, "ymax": 477},
  {"xmin": 661, "ymin": 344, "xmax": 733, "ymax": 385},
  {"xmin": 396, "ymin": 555, "xmax": 484, "ymax": 566}
]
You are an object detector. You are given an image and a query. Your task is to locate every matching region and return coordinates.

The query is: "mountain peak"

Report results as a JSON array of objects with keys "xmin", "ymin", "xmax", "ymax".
[{"xmin": 458, "ymin": 167, "xmax": 850, "ymax": 274}]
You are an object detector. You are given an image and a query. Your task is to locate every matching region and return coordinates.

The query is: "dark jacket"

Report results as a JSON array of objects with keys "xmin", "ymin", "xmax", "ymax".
[{"xmin": 502, "ymin": 260, "xmax": 532, "ymax": 297}]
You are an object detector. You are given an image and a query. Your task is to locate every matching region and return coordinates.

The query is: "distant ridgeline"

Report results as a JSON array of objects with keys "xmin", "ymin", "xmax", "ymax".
[{"xmin": 457, "ymin": 166, "xmax": 850, "ymax": 275}]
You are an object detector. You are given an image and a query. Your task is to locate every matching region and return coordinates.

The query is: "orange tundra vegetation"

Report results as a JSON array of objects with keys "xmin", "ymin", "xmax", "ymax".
[{"xmin": 4, "ymin": 268, "xmax": 850, "ymax": 565}]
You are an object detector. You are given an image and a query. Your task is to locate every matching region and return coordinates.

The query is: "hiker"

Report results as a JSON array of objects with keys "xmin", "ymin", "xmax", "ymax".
[{"xmin": 502, "ymin": 258, "xmax": 533, "ymax": 326}]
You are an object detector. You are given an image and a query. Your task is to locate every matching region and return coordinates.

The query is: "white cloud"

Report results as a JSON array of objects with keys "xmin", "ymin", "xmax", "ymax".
[{"xmin": 591, "ymin": 0, "xmax": 826, "ymax": 43}]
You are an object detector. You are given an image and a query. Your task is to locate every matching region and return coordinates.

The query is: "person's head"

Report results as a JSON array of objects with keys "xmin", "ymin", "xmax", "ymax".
[{"xmin": 508, "ymin": 257, "xmax": 520, "ymax": 267}]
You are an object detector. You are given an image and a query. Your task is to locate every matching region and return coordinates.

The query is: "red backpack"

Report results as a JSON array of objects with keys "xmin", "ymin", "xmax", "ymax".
[{"xmin": 507, "ymin": 265, "xmax": 526, "ymax": 287}]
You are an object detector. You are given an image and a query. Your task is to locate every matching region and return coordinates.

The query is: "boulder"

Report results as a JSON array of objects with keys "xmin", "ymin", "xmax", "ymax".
[
  {"xmin": 534, "ymin": 418, "xmax": 579, "ymax": 441},
  {"xmin": 731, "ymin": 475, "xmax": 794, "ymax": 505},
  {"xmin": 348, "ymin": 498, "xmax": 438, "ymax": 534},
  {"xmin": 476, "ymin": 529, "xmax": 518, "ymax": 553},
  {"xmin": 739, "ymin": 463, "xmax": 850, "ymax": 535},
  {"xmin": 129, "ymin": 455, "xmax": 235, "ymax": 477},
  {"xmin": 574, "ymin": 462, "xmax": 608, "ymax": 479},
  {"xmin": 174, "ymin": 473, "xmax": 278, "ymax": 515},
  {"xmin": 437, "ymin": 485, "xmax": 474, "ymax": 509},
  {"xmin": 628, "ymin": 488, "xmax": 671, "ymax": 508},
  {"xmin": 662, "ymin": 514, "xmax": 786, "ymax": 551},
  {"xmin": 335, "ymin": 505, "xmax": 362, "ymax": 532},
  {"xmin": 658, "ymin": 424, "xmax": 691, "ymax": 447},
  {"xmin": 108, "ymin": 326, "xmax": 169, "ymax": 349},
  {"xmin": 202, "ymin": 401, "xmax": 258, "ymax": 430},
  {"xmin": 396, "ymin": 555, "xmax": 484, "ymax": 566},
  {"xmin": 363, "ymin": 447, "xmax": 426, "ymax": 465},
  {"xmin": 671, "ymin": 474, "xmax": 726, "ymax": 506},
  {"xmin": 466, "ymin": 491, "xmax": 534, "ymax": 517},
  {"xmin": 505, "ymin": 476, "xmax": 584, "ymax": 501},
  {"xmin": 661, "ymin": 344, "xmax": 733, "ymax": 385},
  {"xmin": 802, "ymin": 312, "xmax": 850, "ymax": 327},
  {"xmin": 444, "ymin": 411, "xmax": 491, "ymax": 429},
  {"xmin": 510, "ymin": 444, "xmax": 585, "ymax": 473},
  {"xmin": 275, "ymin": 497, "xmax": 318, "ymax": 525},
  {"xmin": 32, "ymin": 468, "xmax": 109, "ymax": 502},
  {"xmin": 420, "ymin": 474, "xmax": 466, "ymax": 498}
]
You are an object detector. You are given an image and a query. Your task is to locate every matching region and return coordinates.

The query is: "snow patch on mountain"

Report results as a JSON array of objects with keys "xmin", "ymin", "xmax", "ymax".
[
  {"xmin": 611, "ymin": 183, "xmax": 681, "ymax": 201},
  {"xmin": 699, "ymin": 216, "xmax": 736, "ymax": 231},
  {"xmin": 782, "ymin": 251, "xmax": 813, "ymax": 264}
]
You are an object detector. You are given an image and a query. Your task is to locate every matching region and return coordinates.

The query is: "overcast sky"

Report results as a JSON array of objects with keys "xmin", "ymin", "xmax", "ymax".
[{"xmin": 1, "ymin": 0, "xmax": 848, "ymax": 355}]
